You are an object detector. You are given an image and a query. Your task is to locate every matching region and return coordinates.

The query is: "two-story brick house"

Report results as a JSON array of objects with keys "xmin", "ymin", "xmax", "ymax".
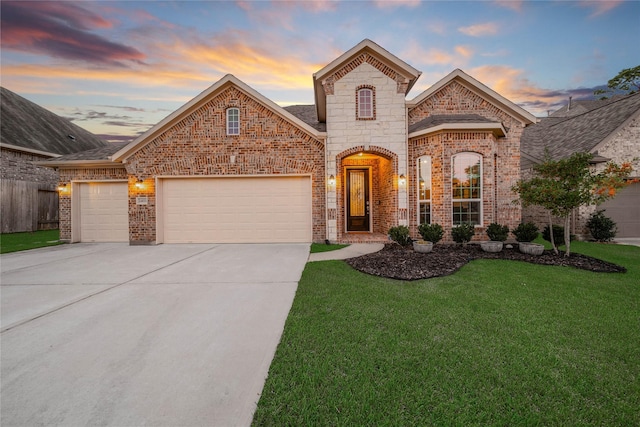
[{"xmin": 45, "ymin": 39, "xmax": 536, "ymax": 244}]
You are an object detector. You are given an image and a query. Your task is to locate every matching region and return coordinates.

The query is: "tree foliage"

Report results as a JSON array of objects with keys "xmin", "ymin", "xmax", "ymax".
[
  {"xmin": 513, "ymin": 152, "xmax": 634, "ymax": 257},
  {"xmin": 594, "ymin": 65, "xmax": 640, "ymax": 99}
]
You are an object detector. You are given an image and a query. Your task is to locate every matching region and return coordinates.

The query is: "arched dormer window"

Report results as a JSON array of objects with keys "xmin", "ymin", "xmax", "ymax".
[
  {"xmin": 452, "ymin": 152, "xmax": 482, "ymax": 225},
  {"xmin": 226, "ymin": 107, "xmax": 239, "ymax": 135},
  {"xmin": 356, "ymin": 86, "xmax": 375, "ymax": 120}
]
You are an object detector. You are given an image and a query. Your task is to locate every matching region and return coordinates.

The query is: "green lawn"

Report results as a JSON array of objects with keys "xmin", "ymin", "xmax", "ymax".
[
  {"xmin": 253, "ymin": 241, "xmax": 640, "ymax": 426},
  {"xmin": 0, "ymin": 230, "xmax": 63, "ymax": 254},
  {"xmin": 310, "ymin": 243, "xmax": 349, "ymax": 253}
]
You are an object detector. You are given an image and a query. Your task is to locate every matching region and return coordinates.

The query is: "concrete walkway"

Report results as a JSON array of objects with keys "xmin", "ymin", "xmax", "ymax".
[
  {"xmin": 614, "ymin": 238, "xmax": 640, "ymax": 247},
  {"xmin": 308, "ymin": 243, "xmax": 384, "ymax": 261},
  {"xmin": 1, "ymin": 243, "xmax": 309, "ymax": 427}
]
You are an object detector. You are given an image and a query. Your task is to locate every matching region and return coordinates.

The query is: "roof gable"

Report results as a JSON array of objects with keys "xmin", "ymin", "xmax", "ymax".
[
  {"xmin": 408, "ymin": 69, "xmax": 537, "ymax": 125},
  {"xmin": 1, "ymin": 87, "xmax": 106, "ymax": 155},
  {"xmin": 112, "ymin": 74, "xmax": 323, "ymax": 162},
  {"xmin": 313, "ymin": 39, "xmax": 421, "ymax": 122}
]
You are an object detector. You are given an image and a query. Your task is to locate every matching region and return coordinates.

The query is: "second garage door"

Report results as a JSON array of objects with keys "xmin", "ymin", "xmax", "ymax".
[
  {"xmin": 162, "ymin": 176, "xmax": 312, "ymax": 243},
  {"xmin": 598, "ymin": 182, "xmax": 640, "ymax": 238}
]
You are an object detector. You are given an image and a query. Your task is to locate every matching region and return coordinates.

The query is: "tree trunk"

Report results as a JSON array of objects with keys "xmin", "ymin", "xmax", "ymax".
[
  {"xmin": 548, "ymin": 212, "xmax": 558, "ymax": 255},
  {"xmin": 564, "ymin": 215, "xmax": 572, "ymax": 257}
]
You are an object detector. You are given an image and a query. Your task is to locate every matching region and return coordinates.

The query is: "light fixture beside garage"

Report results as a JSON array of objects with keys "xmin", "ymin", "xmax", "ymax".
[
  {"xmin": 58, "ymin": 182, "xmax": 68, "ymax": 192},
  {"xmin": 135, "ymin": 178, "xmax": 144, "ymax": 189}
]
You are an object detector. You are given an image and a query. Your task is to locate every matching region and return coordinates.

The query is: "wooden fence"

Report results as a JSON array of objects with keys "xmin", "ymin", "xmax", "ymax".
[{"xmin": 1, "ymin": 180, "xmax": 59, "ymax": 233}]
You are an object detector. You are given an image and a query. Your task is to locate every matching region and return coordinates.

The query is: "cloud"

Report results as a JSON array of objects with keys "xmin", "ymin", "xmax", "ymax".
[
  {"xmin": 401, "ymin": 41, "xmax": 473, "ymax": 68},
  {"xmin": 458, "ymin": 22, "xmax": 499, "ymax": 37},
  {"xmin": 373, "ymin": 0, "xmax": 421, "ymax": 9},
  {"xmin": 493, "ymin": 0, "xmax": 523, "ymax": 12},
  {"xmin": 0, "ymin": 1, "xmax": 145, "ymax": 66},
  {"xmin": 579, "ymin": 0, "xmax": 624, "ymax": 17}
]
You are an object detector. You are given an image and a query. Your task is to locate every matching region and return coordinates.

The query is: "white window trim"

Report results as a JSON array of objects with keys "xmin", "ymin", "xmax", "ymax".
[
  {"xmin": 226, "ymin": 107, "xmax": 239, "ymax": 135},
  {"xmin": 357, "ymin": 88, "xmax": 373, "ymax": 119},
  {"xmin": 452, "ymin": 152, "xmax": 483, "ymax": 226},
  {"xmin": 417, "ymin": 155, "xmax": 432, "ymax": 225}
]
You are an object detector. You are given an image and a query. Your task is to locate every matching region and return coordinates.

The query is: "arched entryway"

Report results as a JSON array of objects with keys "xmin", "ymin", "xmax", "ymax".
[{"xmin": 335, "ymin": 146, "xmax": 398, "ymax": 243}]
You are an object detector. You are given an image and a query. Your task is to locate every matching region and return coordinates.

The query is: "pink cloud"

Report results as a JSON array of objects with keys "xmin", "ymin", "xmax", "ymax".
[
  {"xmin": 0, "ymin": 2, "xmax": 145, "ymax": 66},
  {"xmin": 579, "ymin": 0, "xmax": 624, "ymax": 17},
  {"xmin": 493, "ymin": 0, "xmax": 523, "ymax": 12},
  {"xmin": 458, "ymin": 22, "xmax": 499, "ymax": 37},
  {"xmin": 374, "ymin": 0, "xmax": 421, "ymax": 9}
]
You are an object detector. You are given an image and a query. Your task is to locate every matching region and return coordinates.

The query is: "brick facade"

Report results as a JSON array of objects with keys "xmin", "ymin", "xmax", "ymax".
[{"xmin": 1, "ymin": 147, "xmax": 59, "ymax": 185}]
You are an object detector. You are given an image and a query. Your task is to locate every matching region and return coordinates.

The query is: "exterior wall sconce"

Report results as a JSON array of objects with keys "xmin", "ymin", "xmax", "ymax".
[
  {"xmin": 399, "ymin": 174, "xmax": 406, "ymax": 186},
  {"xmin": 135, "ymin": 178, "xmax": 144, "ymax": 189},
  {"xmin": 328, "ymin": 174, "xmax": 335, "ymax": 187},
  {"xmin": 58, "ymin": 182, "xmax": 68, "ymax": 192}
]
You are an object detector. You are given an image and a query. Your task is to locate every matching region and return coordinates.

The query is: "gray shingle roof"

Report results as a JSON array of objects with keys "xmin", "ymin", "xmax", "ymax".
[
  {"xmin": 1, "ymin": 87, "xmax": 106, "ymax": 154},
  {"xmin": 521, "ymin": 92, "xmax": 640, "ymax": 166},
  {"xmin": 283, "ymin": 105, "xmax": 326, "ymax": 132},
  {"xmin": 408, "ymin": 114, "xmax": 496, "ymax": 133},
  {"xmin": 45, "ymin": 142, "xmax": 128, "ymax": 162}
]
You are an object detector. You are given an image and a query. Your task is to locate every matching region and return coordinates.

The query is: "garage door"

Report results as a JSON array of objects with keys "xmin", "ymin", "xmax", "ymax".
[
  {"xmin": 599, "ymin": 182, "xmax": 640, "ymax": 237},
  {"xmin": 79, "ymin": 182, "xmax": 129, "ymax": 242},
  {"xmin": 162, "ymin": 176, "xmax": 312, "ymax": 243}
]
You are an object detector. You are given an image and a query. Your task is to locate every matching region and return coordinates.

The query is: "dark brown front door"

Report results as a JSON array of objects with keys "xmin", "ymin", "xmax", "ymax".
[{"xmin": 346, "ymin": 169, "xmax": 370, "ymax": 231}]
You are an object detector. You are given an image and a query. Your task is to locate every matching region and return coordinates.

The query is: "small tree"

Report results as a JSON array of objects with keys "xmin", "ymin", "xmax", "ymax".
[{"xmin": 513, "ymin": 152, "xmax": 634, "ymax": 257}]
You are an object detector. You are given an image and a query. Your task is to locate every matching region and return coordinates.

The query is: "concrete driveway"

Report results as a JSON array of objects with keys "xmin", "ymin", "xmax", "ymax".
[{"xmin": 1, "ymin": 243, "xmax": 309, "ymax": 426}]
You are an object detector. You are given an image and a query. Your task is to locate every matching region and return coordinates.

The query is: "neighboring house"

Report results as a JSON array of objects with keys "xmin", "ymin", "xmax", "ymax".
[
  {"xmin": 1, "ymin": 87, "xmax": 107, "ymax": 233},
  {"xmin": 44, "ymin": 39, "xmax": 536, "ymax": 245},
  {"xmin": 521, "ymin": 92, "xmax": 640, "ymax": 238}
]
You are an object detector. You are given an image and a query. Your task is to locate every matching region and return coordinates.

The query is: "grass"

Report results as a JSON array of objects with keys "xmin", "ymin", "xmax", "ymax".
[
  {"xmin": 253, "ymin": 241, "xmax": 640, "ymax": 426},
  {"xmin": 0, "ymin": 230, "xmax": 63, "ymax": 254},
  {"xmin": 310, "ymin": 242, "xmax": 349, "ymax": 253}
]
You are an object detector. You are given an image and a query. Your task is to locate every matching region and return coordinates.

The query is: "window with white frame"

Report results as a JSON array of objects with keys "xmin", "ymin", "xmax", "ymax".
[
  {"xmin": 356, "ymin": 87, "xmax": 374, "ymax": 119},
  {"xmin": 452, "ymin": 152, "xmax": 482, "ymax": 225},
  {"xmin": 226, "ymin": 107, "xmax": 239, "ymax": 135},
  {"xmin": 418, "ymin": 156, "xmax": 432, "ymax": 225}
]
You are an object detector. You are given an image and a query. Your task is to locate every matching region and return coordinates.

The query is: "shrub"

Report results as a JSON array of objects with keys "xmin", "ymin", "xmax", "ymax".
[
  {"xmin": 486, "ymin": 223, "xmax": 509, "ymax": 242},
  {"xmin": 418, "ymin": 223, "xmax": 444, "ymax": 244},
  {"xmin": 388, "ymin": 225, "xmax": 412, "ymax": 246},
  {"xmin": 512, "ymin": 222, "xmax": 539, "ymax": 242},
  {"xmin": 586, "ymin": 209, "xmax": 617, "ymax": 242},
  {"xmin": 451, "ymin": 223, "xmax": 475, "ymax": 244},
  {"xmin": 542, "ymin": 224, "xmax": 574, "ymax": 246}
]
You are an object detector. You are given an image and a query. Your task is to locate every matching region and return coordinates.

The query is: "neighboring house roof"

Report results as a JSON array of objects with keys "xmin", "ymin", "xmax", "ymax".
[
  {"xmin": 548, "ymin": 96, "xmax": 623, "ymax": 118},
  {"xmin": 521, "ymin": 92, "xmax": 640, "ymax": 167},
  {"xmin": 313, "ymin": 39, "xmax": 422, "ymax": 122},
  {"xmin": 111, "ymin": 74, "xmax": 324, "ymax": 162},
  {"xmin": 407, "ymin": 69, "xmax": 538, "ymax": 126},
  {"xmin": 408, "ymin": 114, "xmax": 506, "ymax": 138},
  {"xmin": 1, "ymin": 86, "xmax": 106, "ymax": 155},
  {"xmin": 41, "ymin": 142, "xmax": 128, "ymax": 167}
]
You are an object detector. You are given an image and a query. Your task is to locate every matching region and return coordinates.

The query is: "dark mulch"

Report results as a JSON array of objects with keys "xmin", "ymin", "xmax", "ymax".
[{"xmin": 345, "ymin": 243, "xmax": 627, "ymax": 281}]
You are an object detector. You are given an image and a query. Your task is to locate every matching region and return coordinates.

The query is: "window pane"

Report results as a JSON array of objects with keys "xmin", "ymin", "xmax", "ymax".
[
  {"xmin": 358, "ymin": 89, "xmax": 372, "ymax": 118},
  {"xmin": 418, "ymin": 156, "xmax": 431, "ymax": 201},
  {"xmin": 227, "ymin": 108, "xmax": 239, "ymax": 135},
  {"xmin": 452, "ymin": 153, "xmax": 481, "ymax": 200},
  {"xmin": 453, "ymin": 201, "xmax": 480, "ymax": 225},
  {"xmin": 419, "ymin": 202, "xmax": 431, "ymax": 225}
]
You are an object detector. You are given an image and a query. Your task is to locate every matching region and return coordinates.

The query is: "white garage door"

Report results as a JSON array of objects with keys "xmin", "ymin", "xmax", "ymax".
[
  {"xmin": 79, "ymin": 182, "xmax": 129, "ymax": 242},
  {"xmin": 162, "ymin": 176, "xmax": 312, "ymax": 243},
  {"xmin": 599, "ymin": 182, "xmax": 640, "ymax": 238}
]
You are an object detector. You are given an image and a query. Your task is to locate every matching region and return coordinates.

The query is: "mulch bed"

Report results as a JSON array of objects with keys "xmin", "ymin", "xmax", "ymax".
[{"xmin": 345, "ymin": 243, "xmax": 626, "ymax": 281}]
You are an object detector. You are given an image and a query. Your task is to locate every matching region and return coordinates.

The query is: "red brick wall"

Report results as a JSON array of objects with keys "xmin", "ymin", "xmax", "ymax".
[
  {"xmin": 408, "ymin": 80, "xmax": 524, "ymax": 242},
  {"xmin": 124, "ymin": 86, "xmax": 326, "ymax": 243}
]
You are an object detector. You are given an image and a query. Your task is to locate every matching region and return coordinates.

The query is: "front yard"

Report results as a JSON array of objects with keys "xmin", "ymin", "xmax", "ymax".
[
  {"xmin": 0, "ymin": 230, "xmax": 62, "ymax": 254},
  {"xmin": 253, "ymin": 241, "xmax": 640, "ymax": 426}
]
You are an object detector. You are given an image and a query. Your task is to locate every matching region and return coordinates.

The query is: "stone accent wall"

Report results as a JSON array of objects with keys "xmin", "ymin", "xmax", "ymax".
[
  {"xmin": 58, "ymin": 167, "xmax": 128, "ymax": 241},
  {"xmin": 1, "ymin": 147, "xmax": 58, "ymax": 187},
  {"xmin": 124, "ymin": 86, "xmax": 326, "ymax": 243},
  {"xmin": 408, "ymin": 80, "xmax": 525, "ymax": 242}
]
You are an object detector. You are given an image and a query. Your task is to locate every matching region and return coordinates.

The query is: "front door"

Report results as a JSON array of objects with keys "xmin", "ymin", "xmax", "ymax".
[{"xmin": 346, "ymin": 169, "xmax": 370, "ymax": 231}]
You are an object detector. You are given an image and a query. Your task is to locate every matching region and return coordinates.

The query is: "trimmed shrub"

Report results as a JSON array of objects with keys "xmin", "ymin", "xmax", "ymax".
[
  {"xmin": 486, "ymin": 223, "xmax": 509, "ymax": 242},
  {"xmin": 418, "ymin": 223, "xmax": 444, "ymax": 244},
  {"xmin": 451, "ymin": 223, "xmax": 475, "ymax": 244},
  {"xmin": 542, "ymin": 224, "xmax": 574, "ymax": 246},
  {"xmin": 586, "ymin": 210, "xmax": 617, "ymax": 242},
  {"xmin": 512, "ymin": 222, "xmax": 539, "ymax": 242},
  {"xmin": 388, "ymin": 225, "xmax": 412, "ymax": 246}
]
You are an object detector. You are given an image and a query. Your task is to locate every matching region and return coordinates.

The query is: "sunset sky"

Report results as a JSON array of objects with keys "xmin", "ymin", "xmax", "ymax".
[{"xmin": 1, "ymin": 0, "xmax": 638, "ymax": 143}]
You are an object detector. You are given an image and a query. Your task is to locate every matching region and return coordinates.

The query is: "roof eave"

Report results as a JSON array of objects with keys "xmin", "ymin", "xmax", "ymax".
[
  {"xmin": 35, "ymin": 159, "xmax": 123, "ymax": 168},
  {"xmin": 0, "ymin": 142, "xmax": 61, "ymax": 158},
  {"xmin": 408, "ymin": 122, "xmax": 506, "ymax": 139}
]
